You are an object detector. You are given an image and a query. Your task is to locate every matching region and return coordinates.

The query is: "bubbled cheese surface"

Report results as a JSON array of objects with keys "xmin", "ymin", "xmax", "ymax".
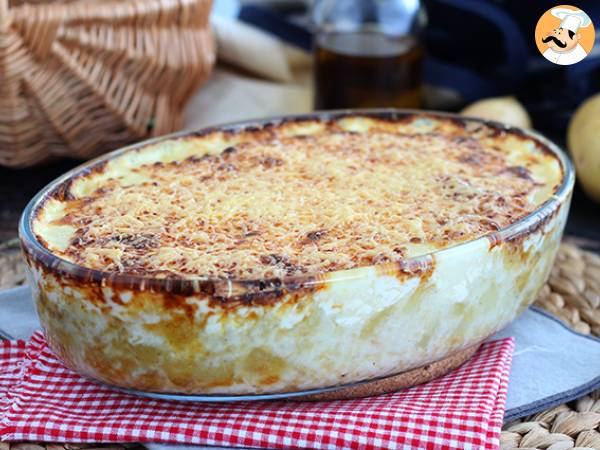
[{"xmin": 33, "ymin": 115, "xmax": 563, "ymax": 280}]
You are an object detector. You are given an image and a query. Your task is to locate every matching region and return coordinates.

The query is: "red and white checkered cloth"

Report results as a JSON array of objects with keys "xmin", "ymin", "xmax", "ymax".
[{"xmin": 0, "ymin": 332, "xmax": 513, "ymax": 449}]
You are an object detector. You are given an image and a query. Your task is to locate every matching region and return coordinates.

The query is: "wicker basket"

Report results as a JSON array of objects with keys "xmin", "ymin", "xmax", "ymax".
[{"xmin": 0, "ymin": 0, "xmax": 215, "ymax": 168}]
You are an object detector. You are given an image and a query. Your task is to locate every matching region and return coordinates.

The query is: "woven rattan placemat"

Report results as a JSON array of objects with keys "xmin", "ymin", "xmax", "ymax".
[{"xmin": 1, "ymin": 238, "xmax": 599, "ymax": 450}]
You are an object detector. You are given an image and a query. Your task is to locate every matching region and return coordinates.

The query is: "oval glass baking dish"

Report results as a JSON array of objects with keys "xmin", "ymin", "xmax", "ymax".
[{"xmin": 19, "ymin": 110, "xmax": 574, "ymax": 401}]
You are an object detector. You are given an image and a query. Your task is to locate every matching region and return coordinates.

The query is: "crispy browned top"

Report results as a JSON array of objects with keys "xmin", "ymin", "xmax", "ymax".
[{"xmin": 33, "ymin": 115, "xmax": 563, "ymax": 280}]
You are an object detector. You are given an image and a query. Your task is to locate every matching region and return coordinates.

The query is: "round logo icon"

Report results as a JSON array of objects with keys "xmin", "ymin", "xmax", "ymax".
[{"xmin": 535, "ymin": 5, "xmax": 595, "ymax": 65}]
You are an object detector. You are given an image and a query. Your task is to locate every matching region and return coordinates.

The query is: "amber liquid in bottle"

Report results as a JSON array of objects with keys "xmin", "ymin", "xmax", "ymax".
[{"xmin": 314, "ymin": 31, "xmax": 423, "ymax": 110}]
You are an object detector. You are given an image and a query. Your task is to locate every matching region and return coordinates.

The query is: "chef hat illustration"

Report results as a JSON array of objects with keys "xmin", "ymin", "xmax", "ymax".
[{"xmin": 551, "ymin": 7, "xmax": 592, "ymax": 33}]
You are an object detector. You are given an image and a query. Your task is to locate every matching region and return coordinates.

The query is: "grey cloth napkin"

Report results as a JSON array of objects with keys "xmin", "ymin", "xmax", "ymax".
[
  {"xmin": 493, "ymin": 306, "xmax": 600, "ymax": 422},
  {"xmin": 1, "ymin": 285, "xmax": 600, "ymax": 450},
  {"xmin": 0, "ymin": 285, "xmax": 39, "ymax": 340}
]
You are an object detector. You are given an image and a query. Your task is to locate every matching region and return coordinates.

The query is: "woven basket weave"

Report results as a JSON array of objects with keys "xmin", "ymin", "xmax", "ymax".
[{"xmin": 0, "ymin": 0, "xmax": 215, "ymax": 168}]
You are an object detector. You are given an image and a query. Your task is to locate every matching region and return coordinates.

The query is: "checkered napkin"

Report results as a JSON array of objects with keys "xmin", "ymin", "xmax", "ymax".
[{"xmin": 0, "ymin": 332, "xmax": 514, "ymax": 450}]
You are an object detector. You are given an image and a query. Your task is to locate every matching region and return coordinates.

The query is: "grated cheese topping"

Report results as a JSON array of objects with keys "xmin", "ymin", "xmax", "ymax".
[{"xmin": 33, "ymin": 115, "xmax": 563, "ymax": 280}]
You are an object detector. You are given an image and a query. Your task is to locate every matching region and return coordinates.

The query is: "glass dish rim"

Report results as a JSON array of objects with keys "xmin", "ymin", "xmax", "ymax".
[{"xmin": 18, "ymin": 108, "xmax": 576, "ymax": 295}]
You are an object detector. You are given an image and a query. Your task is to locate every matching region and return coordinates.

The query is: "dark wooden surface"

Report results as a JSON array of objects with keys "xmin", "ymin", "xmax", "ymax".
[
  {"xmin": 1, "ymin": 159, "xmax": 77, "ymax": 242},
  {"xmin": 1, "ymin": 142, "xmax": 599, "ymax": 247}
]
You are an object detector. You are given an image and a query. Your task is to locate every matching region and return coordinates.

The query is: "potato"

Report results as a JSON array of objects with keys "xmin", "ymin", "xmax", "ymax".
[
  {"xmin": 568, "ymin": 93, "xmax": 600, "ymax": 203},
  {"xmin": 461, "ymin": 96, "xmax": 531, "ymax": 129}
]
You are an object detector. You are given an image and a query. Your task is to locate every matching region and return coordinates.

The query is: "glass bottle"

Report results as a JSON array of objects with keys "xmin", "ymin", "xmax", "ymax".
[{"xmin": 312, "ymin": 0, "xmax": 426, "ymax": 110}]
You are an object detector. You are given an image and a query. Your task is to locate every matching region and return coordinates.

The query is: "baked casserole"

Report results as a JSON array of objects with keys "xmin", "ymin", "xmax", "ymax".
[{"xmin": 20, "ymin": 110, "xmax": 574, "ymax": 396}]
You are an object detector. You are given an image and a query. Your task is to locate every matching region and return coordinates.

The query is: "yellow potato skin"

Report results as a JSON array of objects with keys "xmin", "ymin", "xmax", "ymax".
[
  {"xmin": 461, "ymin": 97, "xmax": 531, "ymax": 129},
  {"xmin": 568, "ymin": 93, "xmax": 600, "ymax": 203}
]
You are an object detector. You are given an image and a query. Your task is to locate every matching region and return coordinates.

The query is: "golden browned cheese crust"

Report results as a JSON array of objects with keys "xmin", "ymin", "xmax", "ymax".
[{"xmin": 33, "ymin": 115, "xmax": 563, "ymax": 280}]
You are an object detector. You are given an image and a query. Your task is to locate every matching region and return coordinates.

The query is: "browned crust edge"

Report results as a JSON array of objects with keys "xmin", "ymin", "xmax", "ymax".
[{"xmin": 21, "ymin": 110, "xmax": 571, "ymax": 308}]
